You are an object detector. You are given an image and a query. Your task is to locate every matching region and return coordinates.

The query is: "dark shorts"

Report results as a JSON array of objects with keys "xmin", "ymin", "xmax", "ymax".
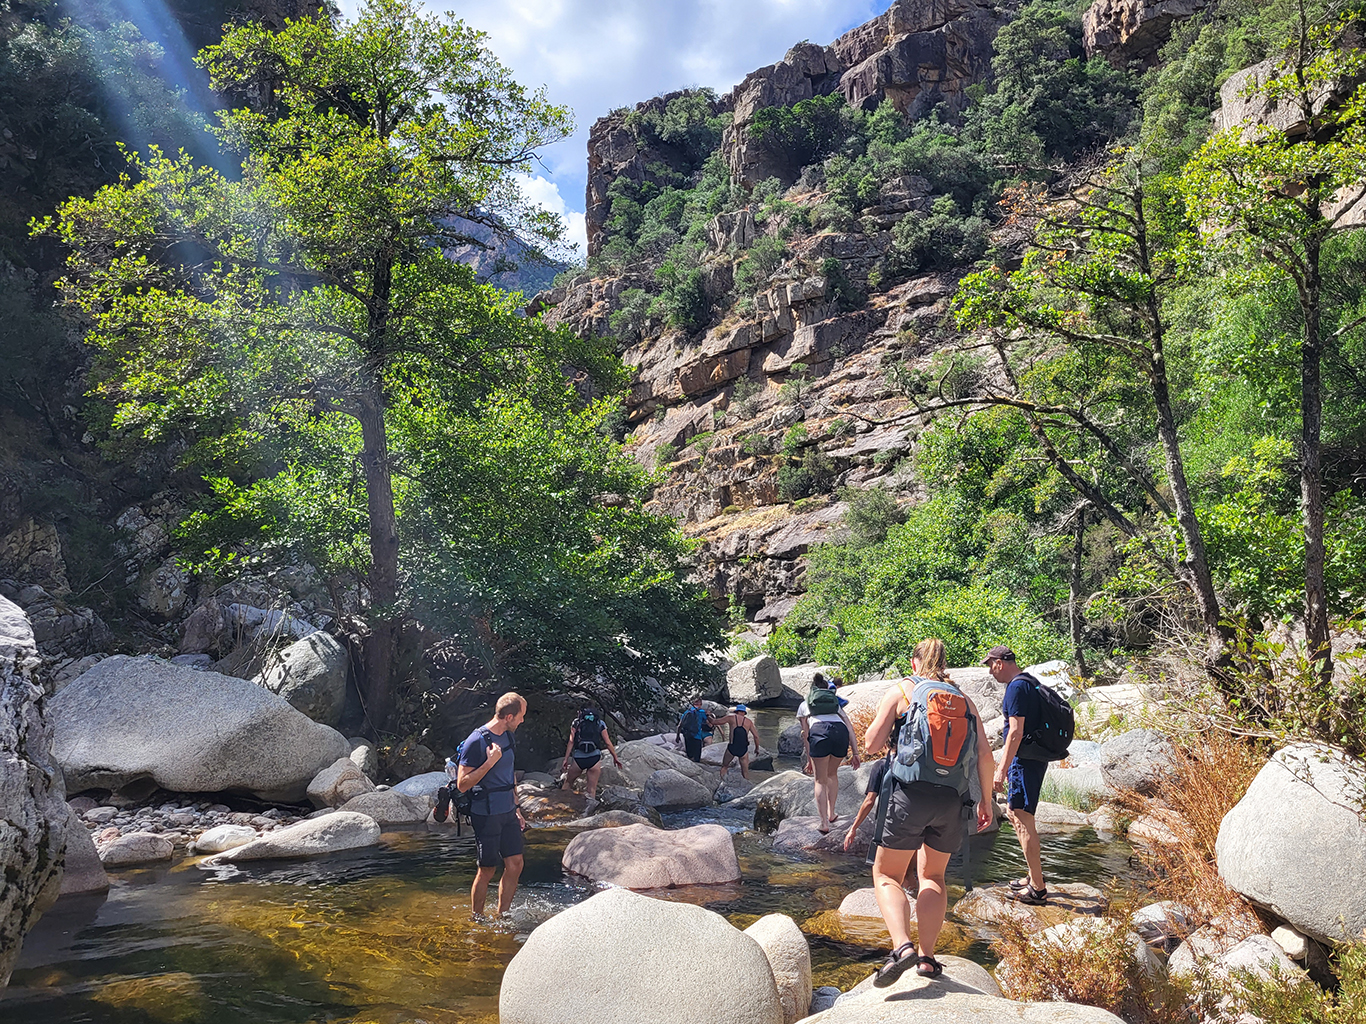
[
  {"xmin": 471, "ymin": 811, "xmax": 524, "ymax": 867},
  {"xmin": 1008, "ymin": 757, "xmax": 1048, "ymax": 816},
  {"xmin": 808, "ymin": 720, "xmax": 849, "ymax": 760},
  {"xmin": 684, "ymin": 736, "xmax": 703, "ymax": 762},
  {"xmin": 572, "ymin": 753, "xmax": 601, "ymax": 771},
  {"xmin": 878, "ymin": 780, "xmax": 969, "ymax": 854}
]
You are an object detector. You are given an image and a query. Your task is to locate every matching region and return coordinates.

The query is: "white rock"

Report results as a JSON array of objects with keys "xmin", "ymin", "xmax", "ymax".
[
  {"xmin": 100, "ymin": 831, "xmax": 174, "ymax": 866},
  {"xmin": 336, "ymin": 790, "xmax": 431, "ymax": 825},
  {"xmin": 211, "ymin": 811, "xmax": 380, "ymax": 862},
  {"xmin": 257, "ymin": 632, "xmax": 349, "ymax": 728},
  {"xmin": 307, "ymin": 758, "xmax": 376, "ymax": 809},
  {"xmin": 389, "ymin": 771, "xmax": 449, "ymax": 801},
  {"xmin": 745, "ymin": 914, "xmax": 812, "ymax": 1024},
  {"xmin": 1272, "ymin": 924, "xmax": 1308, "ymax": 960},
  {"xmin": 837, "ymin": 888, "xmax": 883, "ymax": 919},
  {"xmin": 191, "ymin": 825, "xmax": 258, "ymax": 854},
  {"xmin": 562, "ymin": 822, "xmax": 740, "ymax": 889},
  {"xmin": 727, "ymin": 655, "xmax": 784, "ymax": 705},
  {"xmin": 348, "ymin": 738, "xmax": 378, "ymax": 778}
]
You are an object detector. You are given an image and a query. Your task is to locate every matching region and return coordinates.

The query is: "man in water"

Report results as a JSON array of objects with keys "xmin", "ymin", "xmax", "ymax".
[
  {"xmin": 985, "ymin": 645, "xmax": 1049, "ymax": 905},
  {"xmin": 456, "ymin": 691, "xmax": 527, "ymax": 917},
  {"xmin": 674, "ymin": 695, "xmax": 714, "ymax": 762}
]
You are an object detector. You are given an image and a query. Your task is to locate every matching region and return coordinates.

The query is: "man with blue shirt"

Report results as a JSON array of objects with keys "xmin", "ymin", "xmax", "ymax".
[
  {"xmin": 985, "ymin": 645, "xmax": 1048, "ymax": 905},
  {"xmin": 456, "ymin": 691, "xmax": 527, "ymax": 917}
]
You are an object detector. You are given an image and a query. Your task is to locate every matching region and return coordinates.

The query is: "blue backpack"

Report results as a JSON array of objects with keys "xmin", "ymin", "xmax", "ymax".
[{"xmin": 891, "ymin": 677, "xmax": 981, "ymax": 801}]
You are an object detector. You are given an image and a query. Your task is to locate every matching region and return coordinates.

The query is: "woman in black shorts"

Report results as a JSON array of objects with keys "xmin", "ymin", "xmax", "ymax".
[{"xmin": 799, "ymin": 677, "xmax": 862, "ymax": 833}]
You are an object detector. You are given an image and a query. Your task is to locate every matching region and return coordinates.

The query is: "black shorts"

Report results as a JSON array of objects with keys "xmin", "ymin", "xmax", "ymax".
[
  {"xmin": 878, "ymin": 780, "xmax": 969, "ymax": 854},
  {"xmin": 808, "ymin": 720, "xmax": 849, "ymax": 759},
  {"xmin": 684, "ymin": 736, "xmax": 703, "ymax": 762},
  {"xmin": 572, "ymin": 753, "xmax": 601, "ymax": 771},
  {"xmin": 471, "ymin": 811, "xmax": 524, "ymax": 867}
]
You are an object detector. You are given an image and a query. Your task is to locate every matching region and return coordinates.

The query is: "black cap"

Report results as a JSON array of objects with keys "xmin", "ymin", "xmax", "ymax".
[{"xmin": 983, "ymin": 645, "xmax": 1017, "ymax": 664}]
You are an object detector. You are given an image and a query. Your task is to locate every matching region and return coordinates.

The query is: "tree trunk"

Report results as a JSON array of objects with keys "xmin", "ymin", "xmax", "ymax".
[
  {"xmin": 358, "ymin": 390, "xmax": 400, "ymax": 731},
  {"xmin": 1300, "ymin": 241, "xmax": 1333, "ymax": 682},
  {"xmin": 1069, "ymin": 507, "xmax": 1090, "ymax": 679}
]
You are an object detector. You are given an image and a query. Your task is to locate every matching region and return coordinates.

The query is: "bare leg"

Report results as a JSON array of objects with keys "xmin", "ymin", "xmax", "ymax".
[
  {"xmin": 471, "ymin": 865, "xmax": 497, "ymax": 916},
  {"xmin": 814, "ymin": 756, "xmax": 833, "ymax": 830},
  {"xmin": 740, "ymin": 753, "xmax": 751, "ymax": 780},
  {"xmin": 561, "ymin": 763, "xmax": 582, "ymax": 792},
  {"xmin": 497, "ymin": 855, "xmax": 524, "ymax": 914},
  {"xmin": 821, "ymin": 758, "xmax": 841, "ymax": 824},
  {"xmin": 871, "ymin": 845, "xmax": 917, "ymax": 951},
  {"xmin": 584, "ymin": 764, "xmax": 603, "ymax": 800},
  {"xmin": 1007, "ymin": 808, "xmax": 1044, "ymax": 889},
  {"xmin": 915, "ymin": 846, "xmax": 952, "ymax": 958},
  {"xmin": 720, "ymin": 750, "xmax": 733, "ymax": 780}
]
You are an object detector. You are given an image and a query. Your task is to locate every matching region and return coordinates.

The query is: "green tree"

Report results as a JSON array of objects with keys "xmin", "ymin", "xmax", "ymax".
[
  {"xmin": 40, "ymin": 0, "xmax": 620, "ymax": 729},
  {"xmin": 1181, "ymin": 8, "xmax": 1366, "ymax": 678}
]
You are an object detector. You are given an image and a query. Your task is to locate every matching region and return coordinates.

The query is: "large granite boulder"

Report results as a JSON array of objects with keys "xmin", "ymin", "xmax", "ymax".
[
  {"xmin": 1082, "ymin": 0, "xmax": 1206, "ymax": 64},
  {"xmin": 49, "ymin": 655, "xmax": 349, "ymax": 803},
  {"xmin": 210, "ymin": 811, "xmax": 381, "ymax": 862},
  {"xmin": 1216, "ymin": 743, "xmax": 1366, "ymax": 944},
  {"xmin": 642, "ymin": 768, "xmax": 712, "ymax": 810},
  {"xmin": 728, "ymin": 655, "xmax": 784, "ymax": 705},
  {"xmin": 99, "ymin": 831, "xmax": 173, "ymax": 866},
  {"xmin": 257, "ymin": 632, "xmax": 349, "ymax": 728},
  {"xmin": 562, "ymin": 822, "xmax": 740, "ymax": 889},
  {"xmin": 1099, "ymin": 729, "xmax": 1173, "ymax": 795},
  {"xmin": 616, "ymin": 739, "xmax": 721, "ymax": 795},
  {"xmin": 733, "ymin": 765, "xmax": 876, "ymax": 822},
  {"xmin": 306, "ymin": 757, "xmax": 375, "ymax": 809},
  {"xmin": 336, "ymin": 790, "xmax": 431, "ymax": 825},
  {"xmin": 500, "ymin": 887, "xmax": 783, "ymax": 1024},
  {"xmin": 0, "ymin": 595, "xmax": 66, "ymax": 987},
  {"xmin": 744, "ymin": 914, "xmax": 812, "ymax": 1024}
]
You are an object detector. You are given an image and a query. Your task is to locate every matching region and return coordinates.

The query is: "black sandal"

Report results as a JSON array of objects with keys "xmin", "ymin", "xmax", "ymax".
[
  {"xmin": 1007, "ymin": 876, "xmax": 1031, "ymax": 890},
  {"xmin": 916, "ymin": 954, "xmax": 944, "ymax": 978},
  {"xmin": 873, "ymin": 942, "xmax": 916, "ymax": 987},
  {"xmin": 1013, "ymin": 884, "xmax": 1049, "ymax": 905}
]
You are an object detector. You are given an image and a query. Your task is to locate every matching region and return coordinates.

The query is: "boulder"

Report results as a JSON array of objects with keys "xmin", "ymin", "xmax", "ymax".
[
  {"xmin": 561, "ymin": 810, "xmax": 655, "ymax": 830},
  {"xmin": 772, "ymin": 814, "xmax": 875, "ymax": 857},
  {"xmin": 1043, "ymin": 764, "xmax": 1114, "ymax": 808},
  {"xmin": 191, "ymin": 824, "xmax": 258, "ymax": 854},
  {"xmin": 1216, "ymin": 743, "xmax": 1366, "ymax": 944},
  {"xmin": 1082, "ymin": 0, "xmax": 1206, "ymax": 64},
  {"xmin": 389, "ymin": 771, "xmax": 447, "ymax": 801},
  {"xmin": 1033, "ymin": 801, "xmax": 1092, "ymax": 832},
  {"xmin": 778, "ymin": 723, "xmax": 805, "ymax": 757},
  {"xmin": 562, "ymin": 822, "xmax": 740, "ymax": 889},
  {"xmin": 701, "ymin": 742, "xmax": 774, "ymax": 771},
  {"xmin": 385, "ymin": 741, "xmax": 436, "ymax": 780},
  {"xmin": 348, "ymin": 738, "xmax": 378, "ymax": 778},
  {"xmin": 258, "ymin": 632, "xmax": 349, "ymax": 728},
  {"xmin": 744, "ymin": 914, "xmax": 812, "ymax": 1024},
  {"xmin": 306, "ymin": 757, "xmax": 376, "ymax": 809},
  {"xmin": 1271, "ymin": 925, "xmax": 1309, "ymax": 961},
  {"xmin": 1130, "ymin": 901, "xmax": 1196, "ymax": 952},
  {"xmin": 643, "ymin": 768, "xmax": 712, "ymax": 810},
  {"xmin": 954, "ymin": 882, "xmax": 1107, "ymax": 935},
  {"xmin": 727, "ymin": 655, "xmax": 784, "ymax": 705},
  {"xmin": 733, "ymin": 765, "xmax": 875, "ymax": 822},
  {"xmin": 518, "ymin": 785, "xmax": 588, "ymax": 822},
  {"xmin": 1127, "ymin": 809, "xmax": 1184, "ymax": 846},
  {"xmin": 99, "ymin": 831, "xmax": 174, "ymax": 866},
  {"xmin": 49, "ymin": 655, "xmax": 349, "ymax": 803},
  {"xmin": 835, "ymin": 955, "xmax": 1001, "ymax": 1003},
  {"xmin": 0, "ymin": 594, "xmax": 66, "ymax": 986},
  {"xmin": 336, "ymin": 790, "xmax": 431, "ymax": 825},
  {"xmin": 500, "ymin": 888, "xmax": 783, "ymax": 1024},
  {"xmin": 211, "ymin": 811, "xmax": 380, "ymax": 862},
  {"xmin": 616, "ymin": 739, "xmax": 721, "ymax": 795},
  {"xmin": 1099, "ymin": 729, "xmax": 1172, "ymax": 795},
  {"xmin": 58, "ymin": 805, "xmax": 109, "ymax": 895},
  {"xmin": 838, "ymin": 887, "xmax": 883, "ymax": 919},
  {"xmin": 1167, "ymin": 915, "xmax": 1261, "ymax": 979}
]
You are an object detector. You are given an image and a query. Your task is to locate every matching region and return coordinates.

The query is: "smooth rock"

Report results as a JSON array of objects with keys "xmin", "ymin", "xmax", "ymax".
[
  {"xmin": 390, "ymin": 771, "xmax": 448, "ymax": 801},
  {"xmin": 1099, "ymin": 729, "xmax": 1172, "ymax": 795},
  {"xmin": 562, "ymin": 822, "xmax": 740, "ymax": 889},
  {"xmin": 500, "ymin": 888, "xmax": 783, "ymax": 1024},
  {"xmin": 50, "ymin": 655, "xmax": 349, "ymax": 802},
  {"xmin": 716, "ymin": 776, "xmax": 760, "ymax": 803},
  {"xmin": 518, "ymin": 786, "xmax": 588, "ymax": 822},
  {"xmin": 778, "ymin": 723, "xmax": 805, "ymax": 757},
  {"xmin": 191, "ymin": 824, "xmax": 258, "ymax": 854},
  {"xmin": 336, "ymin": 790, "xmax": 431, "ymax": 825},
  {"xmin": 1216, "ymin": 934, "xmax": 1302, "ymax": 982},
  {"xmin": 616, "ymin": 739, "xmax": 721, "ymax": 795},
  {"xmin": 211, "ymin": 811, "xmax": 380, "ymax": 862},
  {"xmin": 1167, "ymin": 917, "xmax": 1260, "ymax": 979},
  {"xmin": 837, "ymin": 887, "xmax": 883, "ymax": 919},
  {"xmin": 1272, "ymin": 924, "xmax": 1308, "ymax": 960},
  {"xmin": 100, "ymin": 831, "xmax": 174, "ymax": 866},
  {"xmin": 772, "ymin": 814, "xmax": 875, "ymax": 857},
  {"xmin": 733, "ymin": 765, "xmax": 876, "ymax": 822},
  {"xmin": 745, "ymin": 914, "xmax": 812, "ymax": 1024},
  {"xmin": 348, "ymin": 738, "xmax": 378, "ymax": 778},
  {"xmin": 1033, "ymin": 801, "xmax": 1091, "ymax": 831},
  {"xmin": 727, "ymin": 655, "xmax": 784, "ymax": 705},
  {"xmin": 561, "ymin": 810, "xmax": 655, "ymax": 830},
  {"xmin": 808, "ymin": 988, "xmax": 840, "ymax": 1015},
  {"xmin": 84, "ymin": 805, "xmax": 117, "ymax": 824},
  {"xmin": 954, "ymin": 883, "xmax": 1106, "ymax": 935},
  {"xmin": 58, "ymin": 805, "xmax": 109, "ymax": 895},
  {"xmin": 701, "ymin": 742, "xmax": 774, "ymax": 771},
  {"xmin": 643, "ymin": 768, "xmax": 712, "ymax": 810},
  {"xmin": 306, "ymin": 757, "xmax": 376, "ymax": 809},
  {"xmin": 1216, "ymin": 743, "xmax": 1366, "ymax": 944},
  {"xmin": 258, "ymin": 632, "xmax": 348, "ymax": 727},
  {"xmin": 838, "ymin": 954, "xmax": 1002, "ymax": 1002}
]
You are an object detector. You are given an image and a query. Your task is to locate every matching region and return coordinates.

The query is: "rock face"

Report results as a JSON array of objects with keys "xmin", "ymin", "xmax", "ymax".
[
  {"xmin": 1216, "ymin": 743, "xmax": 1366, "ymax": 944},
  {"xmin": 728, "ymin": 655, "xmax": 784, "ymax": 704},
  {"xmin": 49, "ymin": 655, "xmax": 350, "ymax": 803},
  {"xmin": 211, "ymin": 811, "xmax": 381, "ymax": 862},
  {"xmin": 0, "ymin": 595, "xmax": 66, "ymax": 987},
  {"xmin": 1099, "ymin": 729, "xmax": 1172, "ymax": 795},
  {"xmin": 744, "ymin": 915, "xmax": 812, "ymax": 1024},
  {"xmin": 500, "ymin": 887, "xmax": 783, "ymax": 1024},
  {"xmin": 257, "ymin": 632, "xmax": 349, "ymax": 728},
  {"xmin": 561, "ymin": 822, "xmax": 740, "ymax": 889},
  {"xmin": 1082, "ymin": 0, "xmax": 1205, "ymax": 64},
  {"xmin": 643, "ymin": 768, "xmax": 713, "ymax": 810}
]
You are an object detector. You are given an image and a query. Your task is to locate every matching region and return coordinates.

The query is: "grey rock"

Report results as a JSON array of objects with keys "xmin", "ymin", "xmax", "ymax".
[
  {"xmin": 1099, "ymin": 729, "xmax": 1173, "ymax": 795},
  {"xmin": 778, "ymin": 723, "xmax": 805, "ymax": 757},
  {"xmin": 337, "ymin": 790, "xmax": 431, "ymax": 825},
  {"xmin": 808, "ymin": 988, "xmax": 841, "ymax": 1015},
  {"xmin": 745, "ymin": 914, "xmax": 812, "ymax": 1024},
  {"xmin": 1082, "ymin": 0, "xmax": 1205, "ymax": 63},
  {"xmin": 50, "ymin": 655, "xmax": 349, "ymax": 803},
  {"xmin": 191, "ymin": 824, "xmax": 258, "ymax": 854},
  {"xmin": 389, "ymin": 771, "xmax": 448, "ymax": 801},
  {"xmin": 643, "ymin": 768, "xmax": 712, "ymax": 810},
  {"xmin": 732, "ymin": 765, "xmax": 876, "ymax": 822},
  {"xmin": 99, "ymin": 831, "xmax": 173, "ymax": 866},
  {"xmin": 727, "ymin": 655, "xmax": 784, "ymax": 705},
  {"xmin": 306, "ymin": 757, "xmax": 376, "ymax": 809},
  {"xmin": 562, "ymin": 822, "xmax": 740, "ymax": 888},
  {"xmin": 211, "ymin": 811, "xmax": 381, "ymax": 862},
  {"xmin": 1130, "ymin": 900, "xmax": 1196, "ymax": 952},
  {"xmin": 138, "ymin": 556, "xmax": 190, "ymax": 621},
  {"xmin": 0, "ymin": 520, "xmax": 69, "ymax": 594},
  {"xmin": 616, "ymin": 739, "xmax": 721, "ymax": 795},
  {"xmin": 258, "ymin": 632, "xmax": 348, "ymax": 728},
  {"xmin": 58, "ymin": 805, "xmax": 108, "ymax": 895},
  {"xmin": 348, "ymin": 738, "xmax": 378, "ymax": 778}
]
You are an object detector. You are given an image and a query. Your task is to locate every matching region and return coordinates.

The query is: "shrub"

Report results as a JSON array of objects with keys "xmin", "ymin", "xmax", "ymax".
[
  {"xmin": 778, "ymin": 448, "xmax": 836, "ymax": 501},
  {"xmin": 780, "ymin": 422, "xmax": 809, "ymax": 456},
  {"xmin": 1229, "ymin": 939, "xmax": 1366, "ymax": 1023},
  {"xmin": 608, "ymin": 287, "xmax": 652, "ymax": 342},
  {"xmin": 740, "ymin": 431, "xmax": 774, "ymax": 456},
  {"xmin": 748, "ymin": 93, "xmax": 854, "ymax": 173},
  {"xmin": 842, "ymin": 486, "xmax": 906, "ymax": 546},
  {"xmin": 821, "ymin": 256, "xmax": 865, "ymax": 312},
  {"xmin": 779, "ymin": 363, "xmax": 812, "ymax": 404},
  {"xmin": 734, "ymin": 234, "xmax": 787, "ymax": 294},
  {"xmin": 655, "ymin": 443, "xmax": 678, "ymax": 467}
]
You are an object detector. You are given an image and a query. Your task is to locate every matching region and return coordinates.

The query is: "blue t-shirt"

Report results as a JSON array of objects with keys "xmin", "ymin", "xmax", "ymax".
[
  {"xmin": 1002, "ymin": 673, "xmax": 1042, "ymax": 748},
  {"xmin": 679, "ymin": 706, "xmax": 711, "ymax": 739},
  {"xmin": 458, "ymin": 726, "xmax": 517, "ymax": 815}
]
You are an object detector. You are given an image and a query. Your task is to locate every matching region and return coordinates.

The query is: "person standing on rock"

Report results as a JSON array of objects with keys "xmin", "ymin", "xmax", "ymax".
[
  {"xmin": 675, "ymin": 695, "xmax": 714, "ymax": 763},
  {"xmin": 714, "ymin": 704, "xmax": 760, "ymax": 780},
  {"xmin": 799, "ymin": 673, "xmax": 861, "ymax": 834},
  {"xmin": 559, "ymin": 706, "xmax": 623, "ymax": 810},
  {"xmin": 457, "ymin": 691, "xmax": 527, "ymax": 918},
  {"xmin": 863, "ymin": 638, "xmax": 995, "ymax": 985},
  {"xmin": 985, "ymin": 645, "xmax": 1049, "ymax": 906}
]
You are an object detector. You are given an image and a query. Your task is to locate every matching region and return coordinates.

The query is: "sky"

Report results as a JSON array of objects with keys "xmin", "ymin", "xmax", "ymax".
[{"xmin": 335, "ymin": 0, "xmax": 886, "ymax": 258}]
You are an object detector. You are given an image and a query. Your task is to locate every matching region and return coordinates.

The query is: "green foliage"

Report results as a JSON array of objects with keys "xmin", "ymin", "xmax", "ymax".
[
  {"xmin": 624, "ymin": 90, "xmax": 730, "ymax": 171},
  {"xmin": 841, "ymin": 486, "xmax": 906, "ymax": 547},
  {"xmin": 821, "ymin": 256, "xmax": 865, "ymax": 311},
  {"xmin": 748, "ymin": 93, "xmax": 854, "ymax": 174},
  {"xmin": 884, "ymin": 195, "xmax": 989, "ymax": 280},
  {"xmin": 733, "ymin": 233, "xmax": 787, "ymax": 294},
  {"xmin": 739, "ymin": 431, "xmax": 773, "ymax": 456},
  {"xmin": 777, "ymin": 447, "xmax": 836, "ymax": 501},
  {"xmin": 1227, "ymin": 928, "xmax": 1366, "ymax": 1021},
  {"xmin": 607, "ymin": 287, "xmax": 652, "ymax": 342},
  {"xmin": 651, "ymin": 258, "xmax": 710, "ymax": 331},
  {"xmin": 780, "ymin": 423, "xmax": 809, "ymax": 457},
  {"xmin": 655, "ymin": 443, "xmax": 679, "ymax": 467}
]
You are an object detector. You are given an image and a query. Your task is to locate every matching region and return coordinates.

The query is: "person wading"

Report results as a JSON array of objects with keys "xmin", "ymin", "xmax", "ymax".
[
  {"xmin": 559, "ymin": 706, "xmax": 622, "ymax": 810},
  {"xmin": 674, "ymin": 695, "xmax": 714, "ymax": 763},
  {"xmin": 863, "ymin": 639, "xmax": 995, "ymax": 985},
  {"xmin": 799, "ymin": 673, "xmax": 861, "ymax": 833},
  {"xmin": 456, "ymin": 692, "xmax": 527, "ymax": 918},
  {"xmin": 985, "ymin": 645, "xmax": 1050, "ymax": 905},
  {"xmin": 713, "ymin": 704, "xmax": 759, "ymax": 780}
]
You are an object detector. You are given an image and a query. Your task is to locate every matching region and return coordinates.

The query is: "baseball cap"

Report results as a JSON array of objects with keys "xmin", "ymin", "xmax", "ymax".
[{"xmin": 982, "ymin": 645, "xmax": 1017, "ymax": 664}]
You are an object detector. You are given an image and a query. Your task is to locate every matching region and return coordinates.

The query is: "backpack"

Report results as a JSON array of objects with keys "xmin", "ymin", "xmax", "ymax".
[
  {"xmin": 436, "ymin": 727, "xmax": 514, "ymax": 829},
  {"xmin": 1014, "ymin": 673, "xmax": 1075, "ymax": 762},
  {"xmin": 891, "ymin": 677, "xmax": 980, "ymax": 801},
  {"xmin": 573, "ymin": 714, "xmax": 603, "ymax": 756},
  {"xmin": 806, "ymin": 682, "xmax": 840, "ymax": 716},
  {"xmin": 682, "ymin": 706, "xmax": 711, "ymax": 737}
]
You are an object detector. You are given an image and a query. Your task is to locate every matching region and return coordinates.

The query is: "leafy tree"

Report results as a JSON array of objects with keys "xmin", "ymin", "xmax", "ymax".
[
  {"xmin": 1181, "ymin": 7, "xmax": 1366, "ymax": 678},
  {"xmin": 748, "ymin": 92, "xmax": 854, "ymax": 176},
  {"xmin": 40, "ymin": 0, "xmax": 620, "ymax": 729}
]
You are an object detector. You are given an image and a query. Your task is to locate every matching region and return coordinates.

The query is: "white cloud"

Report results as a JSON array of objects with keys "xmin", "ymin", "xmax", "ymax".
[
  {"xmin": 335, "ymin": 0, "xmax": 883, "ymax": 219},
  {"xmin": 517, "ymin": 173, "xmax": 588, "ymax": 259}
]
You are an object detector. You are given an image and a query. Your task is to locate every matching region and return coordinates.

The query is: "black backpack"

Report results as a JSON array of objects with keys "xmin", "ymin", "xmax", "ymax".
[
  {"xmin": 573, "ymin": 713, "xmax": 603, "ymax": 756},
  {"xmin": 434, "ymin": 727, "xmax": 509, "ymax": 833},
  {"xmin": 1014, "ymin": 672, "xmax": 1075, "ymax": 761}
]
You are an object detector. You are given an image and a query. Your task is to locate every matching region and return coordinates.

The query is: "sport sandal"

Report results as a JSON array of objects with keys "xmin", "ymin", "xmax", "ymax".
[
  {"xmin": 1007, "ymin": 876, "xmax": 1031, "ymax": 890},
  {"xmin": 916, "ymin": 955, "xmax": 944, "ymax": 978},
  {"xmin": 873, "ymin": 942, "xmax": 917, "ymax": 988},
  {"xmin": 1013, "ymin": 884, "xmax": 1049, "ymax": 905}
]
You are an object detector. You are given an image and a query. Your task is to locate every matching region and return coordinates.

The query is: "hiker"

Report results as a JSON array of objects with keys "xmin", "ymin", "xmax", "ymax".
[
  {"xmin": 799, "ymin": 672, "xmax": 861, "ymax": 833},
  {"xmin": 456, "ymin": 692, "xmax": 527, "ymax": 918},
  {"xmin": 674, "ymin": 695, "xmax": 714, "ymax": 763},
  {"xmin": 985, "ymin": 645, "xmax": 1049, "ymax": 906},
  {"xmin": 713, "ymin": 704, "xmax": 760, "ymax": 780},
  {"xmin": 862, "ymin": 638, "xmax": 995, "ymax": 986},
  {"xmin": 560, "ymin": 706, "xmax": 623, "ymax": 809}
]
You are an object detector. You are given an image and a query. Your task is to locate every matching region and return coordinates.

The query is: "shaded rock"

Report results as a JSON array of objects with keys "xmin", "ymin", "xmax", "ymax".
[
  {"xmin": 954, "ymin": 882, "xmax": 1107, "ymax": 935},
  {"xmin": 728, "ymin": 655, "xmax": 784, "ymax": 705},
  {"xmin": 390, "ymin": 771, "xmax": 447, "ymax": 801},
  {"xmin": 50, "ymin": 655, "xmax": 348, "ymax": 802},
  {"xmin": 808, "ymin": 987, "xmax": 840, "ymax": 1015},
  {"xmin": 561, "ymin": 810, "xmax": 655, "ymax": 830},
  {"xmin": 643, "ymin": 768, "xmax": 712, "ymax": 810},
  {"xmin": 191, "ymin": 824, "xmax": 258, "ymax": 854},
  {"xmin": 1131, "ymin": 900, "xmax": 1197, "ymax": 952},
  {"xmin": 1099, "ymin": 729, "xmax": 1173, "ymax": 795},
  {"xmin": 138, "ymin": 557, "xmax": 189, "ymax": 621},
  {"xmin": 258, "ymin": 632, "xmax": 349, "ymax": 728},
  {"xmin": 99, "ymin": 831, "xmax": 173, "ymax": 866},
  {"xmin": 518, "ymin": 786, "xmax": 588, "ymax": 823},
  {"xmin": 307, "ymin": 757, "xmax": 375, "ymax": 809},
  {"xmin": 745, "ymin": 914, "xmax": 812, "ymax": 1024},
  {"xmin": 336, "ymin": 790, "xmax": 431, "ymax": 825},
  {"xmin": 1216, "ymin": 743, "xmax": 1366, "ymax": 944},
  {"xmin": 58, "ymin": 805, "xmax": 109, "ymax": 895},
  {"xmin": 779, "ymin": 723, "xmax": 805, "ymax": 757},
  {"xmin": 212, "ymin": 811, "xmax": 381, "ymax": 862},
  {"xmin": 500, "ymin": 888, "xmax": 782, "ymax": 1024},
  {"xmin": 562, "ymin": 822, "xmax": 740, "ymax": 888},
  {"xmin": 716, "ymin": 776, "xmax": 760, "ymax": 803},
  {"xmin": 0, "ymin": 520, "xmax": 69, "ymax": 594}
]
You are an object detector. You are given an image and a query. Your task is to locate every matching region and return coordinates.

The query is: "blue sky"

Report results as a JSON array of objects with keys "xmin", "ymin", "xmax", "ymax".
[{"xmin": 336, "ymin": 0, "xmax": 885, "ymax": 257}]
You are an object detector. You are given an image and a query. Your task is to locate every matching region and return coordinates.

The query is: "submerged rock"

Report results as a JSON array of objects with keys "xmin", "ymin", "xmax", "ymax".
[
  {"xmin": 953, "ymin": 882, "xmax": 1107, "ymax": 935},
  {"xmin": 562, "ymin": 822, "xmax": 740, "ymax": 889}
]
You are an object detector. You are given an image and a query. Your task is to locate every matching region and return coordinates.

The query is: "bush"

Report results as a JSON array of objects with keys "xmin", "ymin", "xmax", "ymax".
[
  {"xmin": 780, "ymin": 422, "xmax": 809, "ymax": 456},
  {"xmin": 748, "ymin": 93, "xmax": 855, "ymax": 174},
  {"xmin": 842, "ymin": 487, "xmax": 905, "ymax": 546},
  {"xmin": 655, "ymin": 443, "xmax": 678, "ymax": 467},
  {"xmin": 740, "ymin": 431, "xmax": 773, "ymax": 456},
  {"xmin": 733, "ymin": 234, "xmax": 787, "ymax": 294},
  {"xmin": 821, "ymin": 256, "xmax": 865, "ymax": 312},
  {"xmin": 883, "ymin": 195, "xmax": 989, "ymax": 280},
  {"xmin": 778, "ymin": 448, "xmax": 836, "ymax": 501}
]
